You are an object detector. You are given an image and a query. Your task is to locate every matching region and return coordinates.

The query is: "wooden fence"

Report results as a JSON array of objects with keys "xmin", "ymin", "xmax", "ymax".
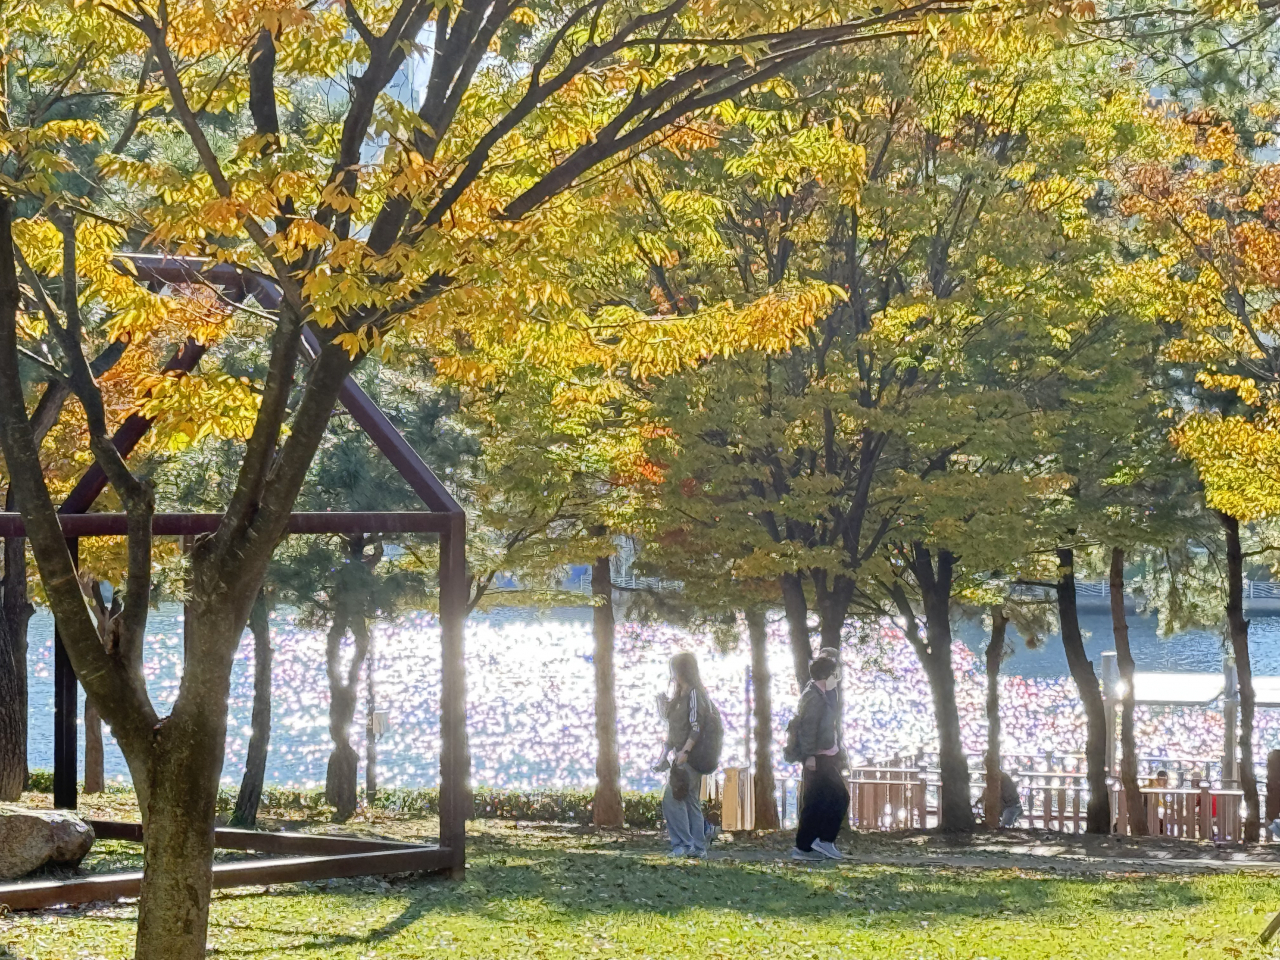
[{"xmin": 719, "ymin": 765, "xmax": 1256, "ymax": 841}]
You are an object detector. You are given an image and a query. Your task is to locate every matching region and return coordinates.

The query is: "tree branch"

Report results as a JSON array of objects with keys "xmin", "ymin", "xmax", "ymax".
[{"xmin": 0, "ymin": 197, "xmax": 159, "ymax": 749}]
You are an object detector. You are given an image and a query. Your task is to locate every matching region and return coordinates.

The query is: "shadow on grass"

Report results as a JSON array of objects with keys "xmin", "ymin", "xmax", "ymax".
[
  {"xmin": 206, "ymin": 895, "xmax": 436, "ymax": 957},
  {"xmin": 10, "ymin": 831, "xmax": 1245, "ymax": 960},
  {"xmin": 190, "ymin": 836, "xmax": 1224, "ymax": 957}
]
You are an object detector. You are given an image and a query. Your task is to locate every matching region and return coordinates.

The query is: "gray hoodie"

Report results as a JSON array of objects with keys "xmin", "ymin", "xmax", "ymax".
[{"xmin": 795, "ymin": 681, "xmax": 839, "ymax": 759}]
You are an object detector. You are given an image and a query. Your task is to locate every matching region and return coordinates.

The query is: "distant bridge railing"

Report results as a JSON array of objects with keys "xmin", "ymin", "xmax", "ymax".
[
  {"xmin": 561, "ymin": 572, "xmax": 681, "ymax": 594},
  {"xmin": 1011, "ymin": 579, "xmax": 1280, "ymax": 601}
]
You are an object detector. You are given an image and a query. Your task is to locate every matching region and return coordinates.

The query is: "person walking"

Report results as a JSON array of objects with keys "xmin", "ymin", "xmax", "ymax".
[
  {"xmin": 790, "ymin": 656, "xmax": 848, "ymax": 861},
  {"xmin": 655, "ymin": 652, "xmax": 722, "ymax": 857}
]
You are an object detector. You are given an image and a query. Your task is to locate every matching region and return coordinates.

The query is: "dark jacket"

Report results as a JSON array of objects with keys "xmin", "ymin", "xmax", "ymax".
[
  {"xmin": 795, "ymin": 681, "xmax": 838, "ymax": 759},
  {"xmin": 1000, "ymin": 772, "xmax": 1020, "ymax": 807}
]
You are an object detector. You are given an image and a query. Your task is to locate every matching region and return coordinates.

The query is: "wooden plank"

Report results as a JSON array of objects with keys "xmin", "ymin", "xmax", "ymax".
[
  {"xmin": 86, "ymin": 821, "xmax": 421, "ymax": 856},
  {"xmin": 0, "ymin": 847, "xmax": 452, "ymax": 911}
]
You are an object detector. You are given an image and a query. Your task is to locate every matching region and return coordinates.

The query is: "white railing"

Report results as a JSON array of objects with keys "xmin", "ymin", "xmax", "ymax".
[
  {"xmin": 1010, "ymin": 579, "xmax": 1279, "ymax": 601},
  {"xmin": 561, "ymin": 573, "xmax": 681, "ymax": 594}
]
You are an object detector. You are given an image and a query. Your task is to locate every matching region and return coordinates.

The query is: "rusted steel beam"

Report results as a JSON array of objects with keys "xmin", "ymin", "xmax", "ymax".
[
  {"xmin": 438, "ymin": 516, "xmax": 468, "ymax": 876},
  {"xmin": 0, "ymin": 846, "xmax": 452, "ymax": 911},
  {"xmin": 124, "ymin": 257, "xmax": 464, "ymax": 518},
  {"xmin": 0, "ymin": 512, "xmax": 453, "ymax": 538},
  {"xmin": 89, "ymin": 820, "xmax": 422, "ymax": 856},
  {"xmin": 321, "ymin": 336, "xmax": 465, "ymax": 516},
  {"xmin": 52, "ymin": 541, "xmax": 77, "ymax": 811}
]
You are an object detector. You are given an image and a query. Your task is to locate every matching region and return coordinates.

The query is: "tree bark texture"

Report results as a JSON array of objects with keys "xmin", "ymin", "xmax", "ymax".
[
  {"xmin": 1267, "ymin": 751, "xmax": 1280, "ymax": 824},
  {"xmin": 1110, "ymin": 547, "xmax": 1146, "ymax": 835},
  {"xmin": 813, "ymin": 573, "xmax": 852, "ymax": 654},
  {"xmin": 231, "ymin": 593, "xmax": 272, "ymax": 828},
  {"xmin": 366, "ymin": 626, "xmax": 377, "ymax": 806},
  {"xmin": 0, "ymin": 526, "xmax": 31, "ymax": 800},
  {"xmin": 591, "ymin": 555, "xmax": 624, "ymax": 828},
  {"xmin": 326, "ymin": 603, "xmax": 369, "ymax": 823},
  {"xmin": 746, "ymin": 608, "xmax": 780, "ymax": 830},
  {"xmin": 780, "ymin": 572, "xmax": 812, "ymax": 690},
  {"xmin": 984, "ymin": 606, "xmax": 1006, "ymax": 829},
  {"xmin": 1056, "ymin": 547, "xmax": 1111, "ymax": 834},
  {"xmin": 1221, "ymin": 513, "xmax": 1260, "ymax": 842},
  {"xmin": 896, "ymin": 547, "xmax": 973, "ymax": 833},
  {"xmin": 84, "ymin": 698, "xmax": 104, "ymax": 794}
]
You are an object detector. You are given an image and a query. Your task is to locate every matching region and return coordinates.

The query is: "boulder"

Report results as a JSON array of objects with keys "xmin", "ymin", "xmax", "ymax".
[{"xmin": 0, "ymin": 805, "xmax": 95, "ymax": 880}]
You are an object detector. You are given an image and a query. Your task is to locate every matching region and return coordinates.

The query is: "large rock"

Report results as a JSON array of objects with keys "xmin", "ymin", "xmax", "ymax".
[{"xmin": 0, "ymin": 805, "xmax": 95, "ymax": 880}]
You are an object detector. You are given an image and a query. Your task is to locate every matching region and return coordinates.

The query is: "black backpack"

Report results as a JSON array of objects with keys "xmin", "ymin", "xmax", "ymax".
[
  {"xmin": 782, "ymin": 714, "xmax": 803, "ymax": 765},
  {"xmin": 686, "ymin": 692, "xmax": 724, "ymax": 775}
]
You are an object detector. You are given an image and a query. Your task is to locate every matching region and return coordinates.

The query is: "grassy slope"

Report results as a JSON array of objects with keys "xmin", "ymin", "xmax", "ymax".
[{"xmin": 5, "ymin": 826, "xmax": 1280, "ymax": 959}]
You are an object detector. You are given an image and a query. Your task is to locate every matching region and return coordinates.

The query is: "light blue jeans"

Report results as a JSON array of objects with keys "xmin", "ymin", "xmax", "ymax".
[
  {"xmin": 1000, "ymin": 803, "xmax": 1023, "ymax": 828},
  {"xmin": 662, "ymin": 764, "xmax": 706, "ymax": 854}
]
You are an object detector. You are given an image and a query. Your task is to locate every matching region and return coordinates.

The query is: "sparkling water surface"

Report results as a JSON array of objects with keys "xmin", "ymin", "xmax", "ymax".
[{"xmin": 25, "ymin": 604, "xmax": 1278, "ymax": 790}]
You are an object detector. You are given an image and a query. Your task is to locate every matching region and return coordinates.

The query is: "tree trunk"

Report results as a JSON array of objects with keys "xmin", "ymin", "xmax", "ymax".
[
  {"xmin": 907, "ymin": 547, "xmax": 973, "ymax": 833},
  {"xmin": 1110, "ymin": 547, "xmax": 1146, "ymax": 835},
  {"xmin": 134, "ymin": 711, "xmax": 227, "ymax": 960},
  {"xmin": 591, "ymin": 554, "xmax": 624, "ymax": 828},
  {"xmin": 1267, "ymin": 750, "xmax": 1280, "ymax": 824},
  {"xmin": 0, "ymin": 526, "xmax": 31, "ymax": 800},
  {"xmin": 984, "ymin": 606, "xmax": 1006, "ymax": 829},
  {"xmin": 1056, "ymin": 547, "xmax": 1111, "ymax": 834},
  {"xmin": 231, "ymin": 593, "xmax": 272, "ymax": 828},
  {"xmin": 780, "ymin": 572, "xmax": 812, "ymax": 689},
  {"xmin": 326, "ymin": 603, "xmax": 367, "ymax": 823},
  {"xmin": 365, "ymin": 626, "xmax": 377, "ymax": 806},
  {"xmin": 130, "ymin": 595, "xmax": 246, "ymax": 960},
  {"xmin": 84, "ymin": 697, "xmax": 104, "ymax": 794},
  {"xmin": 813, "ymin": 574, "xmax": 852, "ymax": 653},
  {"xmin": 745, "ymin": 608, "xmax": 780, "ymax": 830},
  {"xmin": 1221, "ymin": 513, "xmax": 1260, "ymax": 842}
]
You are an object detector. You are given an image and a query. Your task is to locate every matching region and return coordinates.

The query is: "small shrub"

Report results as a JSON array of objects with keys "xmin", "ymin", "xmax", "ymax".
[{"xmin": 31, "ymin": 770, "xmax": 719, "ymax": 829}]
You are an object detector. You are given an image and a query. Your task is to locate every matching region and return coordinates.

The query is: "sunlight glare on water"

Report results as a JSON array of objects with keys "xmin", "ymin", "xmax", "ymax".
[{"xmin": 26, "ymin": 605, "xmax": 1280, "ymax": 789}]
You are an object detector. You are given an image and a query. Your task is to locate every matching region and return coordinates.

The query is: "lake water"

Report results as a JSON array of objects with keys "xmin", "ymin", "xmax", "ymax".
[{"xmin": 24, "ymin": 603, "xmax": 1278, "ymax": 792}]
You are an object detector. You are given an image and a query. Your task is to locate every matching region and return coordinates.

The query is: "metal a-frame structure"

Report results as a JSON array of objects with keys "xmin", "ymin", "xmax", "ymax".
[{"xmin": 0, "ymin": 256, "xmax": 468, "ymax": 909}]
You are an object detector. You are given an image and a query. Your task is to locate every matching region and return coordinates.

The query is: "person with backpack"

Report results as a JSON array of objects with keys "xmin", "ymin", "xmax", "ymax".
[
  {"xmin": 654, "ymin": 651, "xmax": 723, "ymax": 857},
  {"xmin": 785, "ymin": 656, "xmax": 848, "ymax": 861}
]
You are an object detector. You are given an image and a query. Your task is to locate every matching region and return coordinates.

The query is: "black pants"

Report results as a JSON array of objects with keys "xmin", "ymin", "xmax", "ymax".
[{"xmin": 796, "ymin": 754, "xmax": 849, "ymax": 851}]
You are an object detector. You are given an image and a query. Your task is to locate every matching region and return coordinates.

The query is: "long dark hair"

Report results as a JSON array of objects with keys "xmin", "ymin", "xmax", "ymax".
[{"xmin": 669, "ymin": 651, "xmax": 706, "ymax": 695}]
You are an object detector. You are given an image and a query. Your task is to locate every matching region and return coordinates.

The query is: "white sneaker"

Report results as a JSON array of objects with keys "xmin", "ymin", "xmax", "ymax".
[
  {"xmin": 790, "ymin": 847, "xmax": 825, "ymax": 861},
  {"xmin": 813, "ymin": 840, "xmax": 844, "ymax": 860},
  {"xmin": 1270, "ymin": 820, "xmax": 1280, "ymax": 842}
]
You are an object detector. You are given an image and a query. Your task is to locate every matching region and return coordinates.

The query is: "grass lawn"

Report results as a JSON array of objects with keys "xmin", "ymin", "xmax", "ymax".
[{"xmin": 6, "ymin": 822, "xmax": 1280, "ymax": 959}]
